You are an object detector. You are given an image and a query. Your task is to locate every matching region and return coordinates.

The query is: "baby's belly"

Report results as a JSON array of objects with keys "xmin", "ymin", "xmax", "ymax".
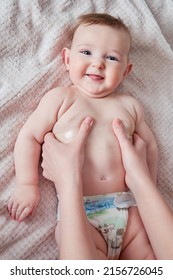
[
  {"xmin": 53, "ymin": 125, "xmax": 128, "ymax": 196},
  {"xmin": 82, "ymin": 141, "xmax": 128, "ymax": 196}
]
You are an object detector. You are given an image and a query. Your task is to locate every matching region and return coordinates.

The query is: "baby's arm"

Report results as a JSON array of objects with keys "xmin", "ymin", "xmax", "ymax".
[
  {"xmin": 8, "ymin": 88, "xmax": 64, "ymax": 222},
  {"xmin": 132, "ymin": 100, "xmax": 158, "ymax": 183}
]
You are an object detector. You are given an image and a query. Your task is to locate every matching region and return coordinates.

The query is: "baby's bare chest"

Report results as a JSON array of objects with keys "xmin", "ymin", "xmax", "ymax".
[{"xmin": 52, "ymin": 97, "xmax": 135, "ymax": 143}]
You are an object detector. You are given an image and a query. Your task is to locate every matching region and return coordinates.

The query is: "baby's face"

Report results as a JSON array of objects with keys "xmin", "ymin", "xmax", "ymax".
[{"xmin": 63, "ymin": 24, "xmax": 131, "ymax": 98}]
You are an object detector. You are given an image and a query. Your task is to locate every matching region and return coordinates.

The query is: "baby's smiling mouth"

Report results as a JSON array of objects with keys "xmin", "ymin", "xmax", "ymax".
[{"xmin": 86, "ymin": 74, "xmax": 104, "ymax": 81}]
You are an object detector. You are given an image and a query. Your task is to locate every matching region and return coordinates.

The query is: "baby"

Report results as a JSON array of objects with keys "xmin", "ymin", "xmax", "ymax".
[{"xmin": 8, "ymin": 13, "xmax": 158, "ymax": 259}]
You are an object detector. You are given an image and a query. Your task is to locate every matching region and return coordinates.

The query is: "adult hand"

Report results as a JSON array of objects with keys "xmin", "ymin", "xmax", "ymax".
[
  {"xmin": 41, "ymin": 117, "xmax": 93, "ymax": 187},
  {"xmin": 112, "ymin": 119, "xmax": 152, "ymax": 189}
]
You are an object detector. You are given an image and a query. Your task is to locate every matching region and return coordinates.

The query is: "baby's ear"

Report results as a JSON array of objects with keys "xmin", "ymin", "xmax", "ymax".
[
  {"xmin": 61, "ymin": 48, "xmax": 70, "ymax": 70},
  {"xmin": 123, "ymin": 63, "xmax": 132, "ymax": 78}
]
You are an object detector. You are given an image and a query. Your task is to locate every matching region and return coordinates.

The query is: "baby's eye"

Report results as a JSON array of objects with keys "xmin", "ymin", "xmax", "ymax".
[
  {"xmin": 106, "ymin": 55, "xmax": 119, "ymax": 62},
  {"xmin": 81, "ymin": 50, "xmax": 91, "ymax": 55}
]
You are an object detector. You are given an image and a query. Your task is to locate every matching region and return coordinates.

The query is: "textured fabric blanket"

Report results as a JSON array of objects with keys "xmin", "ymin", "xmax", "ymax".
[{"xmin": 1, "ymin": 0, "xmax": 173, "ymax": 259}]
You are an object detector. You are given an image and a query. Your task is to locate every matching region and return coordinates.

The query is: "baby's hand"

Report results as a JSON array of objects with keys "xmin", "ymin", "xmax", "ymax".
[{"xmin": 8, "ymin": 184, "xmax": 40, "ymax": 222}]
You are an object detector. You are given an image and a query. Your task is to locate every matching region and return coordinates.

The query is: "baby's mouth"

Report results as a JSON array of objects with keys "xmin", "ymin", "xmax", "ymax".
[{"xmin": 86, "ymin": 74, "xmax": 104, "ymax": 81}]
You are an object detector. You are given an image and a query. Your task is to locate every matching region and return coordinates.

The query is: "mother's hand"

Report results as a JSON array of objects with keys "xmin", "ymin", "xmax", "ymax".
[
  {"xmin": 41, "ymin": 117, "xmax": 93, "ymax": 185},
  {"xmin": 112, "ymin": 119, "xmax": 151, "ymax": 189}
]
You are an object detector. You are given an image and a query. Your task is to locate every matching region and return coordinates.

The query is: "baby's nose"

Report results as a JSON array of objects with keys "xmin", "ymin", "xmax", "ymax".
[{"xmin": 91, "ymin": 58, "xmax": 105, "ymax": 69}]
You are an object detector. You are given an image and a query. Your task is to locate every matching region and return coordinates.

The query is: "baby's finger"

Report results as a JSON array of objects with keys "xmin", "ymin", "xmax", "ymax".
[
  {"xmin": 11, "ymin": 202, "xmax": 19, "ymax": 220},
  {"xmin": 17, "ymin": 207, "xmax": 31, "ymax": 223},
  {"xmin": 15, "ymin": 205, "xmax": 26, "ymax": 221},
  {"xmin": 76, "ymin": 117, "xmax": 93, "ymax": 149},
  {"xmin": 7, "ymin": 198, "xmax": 13, "ymax": 214}
]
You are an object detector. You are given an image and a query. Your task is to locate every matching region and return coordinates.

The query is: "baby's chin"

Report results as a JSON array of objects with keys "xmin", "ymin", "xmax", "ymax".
[
  {"xmin": 79, "ymin": 88, "xmax": 112, "ymax": 99},
  {"xmin": 74, "ymin": 83, "xmax": 112, "ymax": 99}
]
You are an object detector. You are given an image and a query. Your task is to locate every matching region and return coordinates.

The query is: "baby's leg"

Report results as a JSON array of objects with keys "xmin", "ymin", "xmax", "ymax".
[
  {"xmin": 55, "ymin": 207, "xmax": 155, "ymax": 260},
  {"xmin": 55, "ymin": 222, "xmax": 108, "ymax": 260},
  {"xmin": 120, "ymin": 207, "xmax": 155, "ymax": 259}
]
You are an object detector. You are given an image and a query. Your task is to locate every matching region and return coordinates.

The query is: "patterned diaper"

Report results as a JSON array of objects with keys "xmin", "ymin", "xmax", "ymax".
[{"xmin": 84, "ymin": 191, "xmax": 137, "ymax": 259}]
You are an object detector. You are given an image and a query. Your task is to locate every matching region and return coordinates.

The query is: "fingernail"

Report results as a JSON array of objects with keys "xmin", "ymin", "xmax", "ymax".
[{"xmin": 85, "ymin": 117, "xmax": 93, "ymax": 126}]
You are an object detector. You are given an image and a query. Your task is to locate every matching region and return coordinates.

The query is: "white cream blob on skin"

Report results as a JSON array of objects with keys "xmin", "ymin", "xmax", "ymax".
[
  {"xmin": 55, "ymin": 129, "xmax": 78, "ymax": 143},
  {"xmin": 64, "ymin": 130, "xmax": 75, "ymax": 140}
]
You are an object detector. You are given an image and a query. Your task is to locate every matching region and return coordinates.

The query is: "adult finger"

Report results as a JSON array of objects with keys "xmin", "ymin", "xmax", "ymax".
[
  {"xmin": 112, "ymin": 119, "xmax": 130, "ymax": 147},
  {"xmin": 42, "ymin": 132, "xmax": 61, "ymax": 157},
  {"xmin": 44, "ymin": 132, "xmax": 58, "ymax": 146},
  {"xmin": 75, "ymin": 116, "xmax": 93, "ymax": 149}
]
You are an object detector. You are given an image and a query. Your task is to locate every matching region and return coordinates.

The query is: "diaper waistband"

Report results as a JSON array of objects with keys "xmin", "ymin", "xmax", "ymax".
[{"xmin": 84, "ymin": 190, "xmax": 137, "ymax": 213}]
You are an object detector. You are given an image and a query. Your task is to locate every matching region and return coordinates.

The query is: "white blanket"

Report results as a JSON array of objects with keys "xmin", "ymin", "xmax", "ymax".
[{"xmin": 1, "ymin": 0, "xmax": 173, "ymax": 259}]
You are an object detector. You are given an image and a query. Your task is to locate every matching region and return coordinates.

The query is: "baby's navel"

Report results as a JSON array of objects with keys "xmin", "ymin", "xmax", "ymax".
[{"xmin": 100, "ymin": 175, "xmax": 108, "ymax": 181}]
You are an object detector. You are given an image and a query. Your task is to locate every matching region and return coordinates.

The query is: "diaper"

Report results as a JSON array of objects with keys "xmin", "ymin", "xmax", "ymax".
[
  {"xmin": 84, "ymin": 191, "xmax": 137, "ymax": 259},
  {"xmin": 57, "ymin": 190, "xmax": 137, "ymax": 259}
]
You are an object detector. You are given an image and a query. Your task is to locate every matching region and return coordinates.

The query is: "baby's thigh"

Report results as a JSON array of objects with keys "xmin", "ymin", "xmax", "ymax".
[
  {"xmin": 120, "ymin": 207, "xmax": 155, "ymax": 260},
  {"xmin": 55, "ymin": 221, "xmax": 108, "ymax": 259},
  {"xmin": 89, "ymin": 223, "xmax": 108, "ymax": 259}
]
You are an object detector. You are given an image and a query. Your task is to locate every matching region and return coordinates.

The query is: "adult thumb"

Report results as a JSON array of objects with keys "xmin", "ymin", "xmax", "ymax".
[
  {"xmin": 75, "ymin": 116, "xmax": 93, "ymax": 149},
  {"xmin": 112, "ymin": 119, "xmax": 128, "ymax": 146}
]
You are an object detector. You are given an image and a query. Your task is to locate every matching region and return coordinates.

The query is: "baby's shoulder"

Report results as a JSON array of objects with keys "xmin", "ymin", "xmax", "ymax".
[
  {"xmin": 44, "ymin": 86, "xmax": 70, "ymax": 98},
  {"xmin": 117, "ymin": 93, "xmax": 137, "ymax": 102},
  {"xmin": 41, "ymin": 86, "xmax": 75, "ymax": 104},
  {"xmin": 117, "ymin": 94, "xmax": 143, "ymax": 109}
]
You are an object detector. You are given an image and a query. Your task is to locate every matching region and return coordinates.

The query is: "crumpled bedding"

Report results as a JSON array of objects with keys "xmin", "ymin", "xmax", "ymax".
[{"xmin": 1, "ymin": 0, "xmax": 173, "ymax": 259}]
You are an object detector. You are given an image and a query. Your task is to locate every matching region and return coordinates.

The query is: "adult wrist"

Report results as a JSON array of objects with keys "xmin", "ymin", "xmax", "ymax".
[
  {"xmin": 56, "ymin": 173, "xmax": 83, "ymax": 196},
  {"xmin": 129, "ymin": 174, "xmax": 155, "ymax": 197}
]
